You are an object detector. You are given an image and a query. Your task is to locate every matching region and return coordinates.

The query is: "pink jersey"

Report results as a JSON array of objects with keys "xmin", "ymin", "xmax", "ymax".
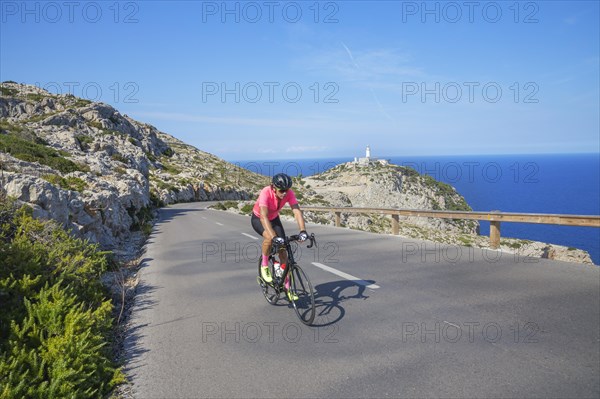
[{"xmin": 252, "ymin": 186, "xmax": 298, "ymax": 220}]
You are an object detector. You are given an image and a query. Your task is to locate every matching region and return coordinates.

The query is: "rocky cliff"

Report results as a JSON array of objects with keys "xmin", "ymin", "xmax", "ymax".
[
  {"xmin": 0, "ymin": 82, "xmax": 267, "ymax": 258},
  {"xmin": 301, "ymin": 161, "xmax": 478, "ymax": 234}
]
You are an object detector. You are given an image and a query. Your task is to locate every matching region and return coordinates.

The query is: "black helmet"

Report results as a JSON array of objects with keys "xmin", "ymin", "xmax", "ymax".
[{"xmin": 272, "ymin": 173, "xmax": 293, "ymax": 190}]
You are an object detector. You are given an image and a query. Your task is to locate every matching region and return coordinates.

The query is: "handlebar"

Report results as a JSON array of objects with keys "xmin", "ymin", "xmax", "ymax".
[{"xmin": 287, "ymin": 233, "xmax": 317, "ymax": 248}]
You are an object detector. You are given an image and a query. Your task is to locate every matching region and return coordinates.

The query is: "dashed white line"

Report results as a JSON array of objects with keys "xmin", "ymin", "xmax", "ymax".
[
  {"xmin": 215, "ymin": 222, "xmax": 224, "ymax": 226},
  {"xmin": 242, "ymin": 233, "xmax": 259, "ymax": 240},
  {"xmin": 311, "ymin": 262, "xmax": 380, "ymax": 289}
]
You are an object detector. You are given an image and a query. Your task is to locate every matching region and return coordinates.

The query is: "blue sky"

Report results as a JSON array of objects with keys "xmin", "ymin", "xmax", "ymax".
[{"xmin": 1, "ymin": 0, "xmax": 599, "ymax": 160}]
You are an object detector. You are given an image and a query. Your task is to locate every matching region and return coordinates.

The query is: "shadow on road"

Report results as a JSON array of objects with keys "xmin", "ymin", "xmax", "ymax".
[
  {"xmin": 311, "ymin": 280, "xmax": 373, "ymax": 327},
  {"xmin": 156, "ymin": 207, "xmax": 204, "ymax": 225},
  {"xmin": 121, "ymin": 257, "xmax": 159, "ymax": 377}
]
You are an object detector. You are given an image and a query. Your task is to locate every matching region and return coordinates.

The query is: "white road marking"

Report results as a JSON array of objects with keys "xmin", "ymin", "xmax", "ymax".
[
  {"xmin": 215, "ymin": 222, "xmax": 224, "ymax": 226},
  {"xmin": 242, "ymin": 233, "xmax": 259, "ymax": 240},
  {"xmin": 311, "ymin": 262, "xmax": 380, "ymax": 289}
]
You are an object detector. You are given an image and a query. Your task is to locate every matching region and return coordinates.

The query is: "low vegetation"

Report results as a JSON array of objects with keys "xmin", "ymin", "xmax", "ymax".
[
  {"xmin": 42, "ymin": 174, "xmax": 88, "ymax": 193},
  {"xmin": 0, "ymin": 123, "xmax": 89, "ymax": 174},
  {"xmin": 0, "ymin": 194, "xmax": 124, "ymax": 398}
]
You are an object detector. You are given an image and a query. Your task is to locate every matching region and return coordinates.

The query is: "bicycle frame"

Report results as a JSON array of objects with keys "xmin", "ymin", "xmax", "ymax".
[{"xmin": 268, "ymin": 234, "xmax": 315, "ymax": 290}]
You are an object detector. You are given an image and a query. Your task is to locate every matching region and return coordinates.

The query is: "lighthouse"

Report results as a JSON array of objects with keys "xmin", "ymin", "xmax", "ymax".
[{"xmin": 353, "ymin": 145, "xmax": 389, "ymax": 166}]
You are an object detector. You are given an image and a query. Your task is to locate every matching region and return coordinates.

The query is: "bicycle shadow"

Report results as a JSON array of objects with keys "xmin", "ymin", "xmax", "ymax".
[{"xmin": 311, "ymin": 280, "xmax": 374, "ymax": 327}]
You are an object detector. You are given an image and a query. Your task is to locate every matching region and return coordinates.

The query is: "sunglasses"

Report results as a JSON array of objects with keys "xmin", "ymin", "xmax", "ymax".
[{"xmin": 275, "ymin": 188, "xmax": 288, "ymax": 193}]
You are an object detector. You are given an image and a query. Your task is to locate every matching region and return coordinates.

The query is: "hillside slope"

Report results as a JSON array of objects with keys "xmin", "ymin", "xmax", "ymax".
[
  {"xmin": 0, "ymin": 82, "xmax": 267, "ymax": 258},
  {"xmin": 302, "ymin": 161, "xmax": 478, "ymax": 234}
]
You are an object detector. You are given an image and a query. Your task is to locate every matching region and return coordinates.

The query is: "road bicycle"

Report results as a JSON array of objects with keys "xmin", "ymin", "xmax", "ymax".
[{"xmin": 257, "ymin": 233, "xmax": 317, "ymax": 325}]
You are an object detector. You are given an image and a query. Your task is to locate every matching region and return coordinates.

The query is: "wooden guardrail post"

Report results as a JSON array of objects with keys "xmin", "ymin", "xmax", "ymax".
[
  {"xmin": 392, "ymin": 214, "xmax": 399, "ymax": 235},
  {"xmin": 335, "ymin": 212, "xmax": 341, "ymax": 227},
  {"xmin": 490, "ymin": 221, "xmax": 501, "ymax": 249}
]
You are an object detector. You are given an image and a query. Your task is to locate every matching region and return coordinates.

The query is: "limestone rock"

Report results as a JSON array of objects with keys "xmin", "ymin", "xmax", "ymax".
[
  {"xmin": 303, "ymin": 162, "xmax": 479, "ymax": 234},
  {"xmin": 1, "ymin": 82, "xmax": 266, "ymax": 259}
]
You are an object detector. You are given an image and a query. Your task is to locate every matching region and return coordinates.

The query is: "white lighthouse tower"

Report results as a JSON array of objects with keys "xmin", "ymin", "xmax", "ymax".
[{"xmin": 353, "ymin": 145, "xmax": 389, "ymax": 166}]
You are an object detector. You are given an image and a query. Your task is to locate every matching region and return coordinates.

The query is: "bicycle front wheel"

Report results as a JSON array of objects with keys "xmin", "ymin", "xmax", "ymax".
[{"xmin": 289, "ymin": 265, "xmax": 315, "ymax": 325}]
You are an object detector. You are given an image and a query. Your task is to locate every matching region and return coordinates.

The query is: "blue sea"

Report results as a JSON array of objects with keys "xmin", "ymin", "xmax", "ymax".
[{"xmin": 231, "ymin": 154, "xmax": 600, "ymax": 264}]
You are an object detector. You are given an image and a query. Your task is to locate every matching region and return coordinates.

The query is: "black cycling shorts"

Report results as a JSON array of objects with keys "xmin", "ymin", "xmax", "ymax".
[{"xmin": 251, "ymin": 214, "xmax": 286, "ymax": 239}]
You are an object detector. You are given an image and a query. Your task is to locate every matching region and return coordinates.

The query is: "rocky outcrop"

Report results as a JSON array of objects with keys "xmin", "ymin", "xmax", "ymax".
[
  {"xmin": 0, "ymin": 82, "xmax": 267, "ymax": 258},
  {"xmin": 301, "ymin": 161, "xmax": 479, "ymax": 234}
]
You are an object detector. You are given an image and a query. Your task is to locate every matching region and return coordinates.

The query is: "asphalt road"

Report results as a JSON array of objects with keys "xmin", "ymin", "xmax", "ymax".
[{"xmin": 124, "ymin": 202, "xmax": 600, "ymax": 398}]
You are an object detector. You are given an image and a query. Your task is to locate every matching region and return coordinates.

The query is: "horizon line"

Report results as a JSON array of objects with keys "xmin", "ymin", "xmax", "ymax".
[{"xmin": 224, "ymin": 152, "xmax": 600, "ymax": 162}]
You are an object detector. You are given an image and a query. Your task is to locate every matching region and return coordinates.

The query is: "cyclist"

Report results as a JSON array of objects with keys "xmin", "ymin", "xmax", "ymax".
[{"xmin": 251, "ymin": 173, "xmax": 309, "ymax": 299}]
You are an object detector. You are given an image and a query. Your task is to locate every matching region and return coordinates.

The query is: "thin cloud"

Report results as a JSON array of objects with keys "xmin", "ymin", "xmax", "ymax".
[
  {"xmin": 341, "ymin": 41, "xmax": 361, "ymax": 70},
  {"xmin": 340, "ymin": 42, "xmax": 396, "ymax": 122},
  {"xmin": 285, "ymin": 146, "xmax": 328, "ymax": 153},
  {"xmin": 308, "ymin": 45, "xmax": 425, "ymax": 83},
  {"xmin": 131, "ymin": 111, "xmax": 330, "ymax": 129}
]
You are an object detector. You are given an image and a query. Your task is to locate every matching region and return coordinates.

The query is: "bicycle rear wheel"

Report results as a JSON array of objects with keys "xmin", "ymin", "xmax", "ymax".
[
  {"xmin": 289, "ymin": 265, "xmax": 315, "ymax": 325},
  {"xmin": 257, "ymin": 257, "xmax": 279, "ymax": 305}
]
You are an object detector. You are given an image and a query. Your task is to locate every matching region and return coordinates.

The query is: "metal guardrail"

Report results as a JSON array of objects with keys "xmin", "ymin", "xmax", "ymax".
[{"xmin": 302, "ymin": 206, "xmax": 600, "ymax": 249}]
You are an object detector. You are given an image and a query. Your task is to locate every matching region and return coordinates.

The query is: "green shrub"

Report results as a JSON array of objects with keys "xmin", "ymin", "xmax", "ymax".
[
  {"xmin": 0, "ymin": 132, "xmax": 88, "ymax": 174},
  {"xmin": 25, "ymin": 113, "xmax": 58, "ymax": 124},
  {"xmin": 145, "ymin": 152, "xmax": 157, "ymax": 163},
  {"xmin": 0, "ymin": 198, "xmax": 123, "ymax": 398},
  {"xmin": 25, "ymin": 93, "xmax": 47, "ymax": 102},
  {"xmin": 128, "ymin": 206, "xmax": 154, "ymax": 234},
  {"xmin": 113, "ymin": 167, "xmax": 126, "ymax": 176},
  {"xmin": 88, "ymin": 121, "xmax": 103, "ymax": 130},
  {"xmin": 111, "ymin": 153, "xmax": 129, "ymax": 165},
  {"xmin": 0, "ymin": 284, "xmax": 119, "ymax": 398},
  {"xmin": 240, "ymin": 204, "xmax": 253, "ymax": 214},
  {"xmin": 42, "ymin": 175, "xmax": 88, "ymax": 193},
  {"xmin": 0, "ymin": 87, "xmax": 18, "ymax": 97},
  {"xmin": 150, "ymin": 191, "xmax": 165, "ymax": 208},
  {"xmin": 141, "ymin": 223, "xmax": 153, "ymax": 237},
  {"xmin": 73, "ymin": 98, "xmax": 92, "ymax": 108},
  {"xmin": 213, "ymin": 202, "xmax": 227, "ymax": 210},
  {"xmin": 75, "ymin": 135, "xmax": 94, "ymax": 151},
  {"xmin": 0, "ymin": 120, "xmax": 25, "ymax": 135},
  {"xmin": 161, "ymin": 161, "xmax": 181, "ymax": 175},
  {"xmin": 222, "ymin": 201, "xmax": 238, "ymax": 209}
]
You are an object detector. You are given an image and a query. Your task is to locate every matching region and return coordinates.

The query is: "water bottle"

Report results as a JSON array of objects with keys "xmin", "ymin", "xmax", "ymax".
[{"xmin": 274, "ymin": 262, "xmax": 282, "ymax": 278}]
